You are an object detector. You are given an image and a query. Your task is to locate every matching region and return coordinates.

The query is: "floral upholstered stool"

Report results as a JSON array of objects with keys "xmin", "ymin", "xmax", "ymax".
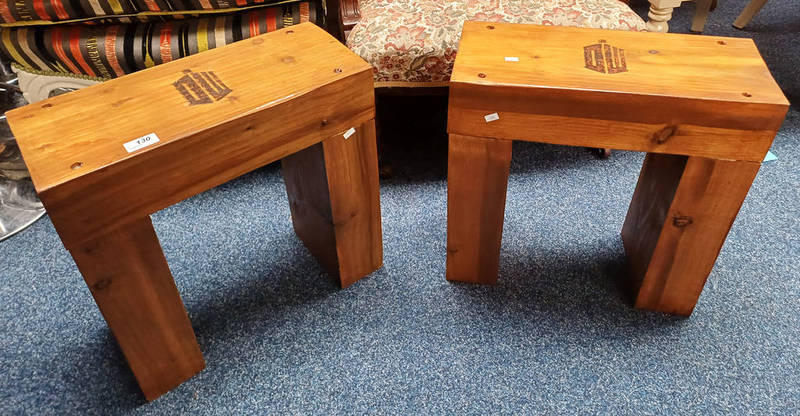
[{"xmin": 346, "ymin": 0, "xmax": 646, "ymax": 87}]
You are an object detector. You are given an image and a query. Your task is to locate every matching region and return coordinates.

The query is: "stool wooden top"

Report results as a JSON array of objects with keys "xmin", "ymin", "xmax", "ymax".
[
  {"xmin": 7, "ymin": 22, "xmax": 374, "ymax": 247},
  {"xmin": 448, "ymin": 22, "xmax": 789, "ymax": 162},
  {"xmin": 8, "ymin": 22, "xmax": 372, "ymax": 196}
]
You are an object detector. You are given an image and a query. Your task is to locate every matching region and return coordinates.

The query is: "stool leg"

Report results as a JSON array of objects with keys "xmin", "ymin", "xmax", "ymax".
[
  {"xmin": 282, "ymin": 119, "xmax": 383, "ymax": 288},
  {"xmin": 622, "ymin": 153, "xmax": 760, "ymax": 315},
  {"xmin": 446, "ymin": 134, "xmax": 512, "ymax": 285},
  {"xmin": 69, "ymin": 217, "xmax": 204, "ymax": 401}
]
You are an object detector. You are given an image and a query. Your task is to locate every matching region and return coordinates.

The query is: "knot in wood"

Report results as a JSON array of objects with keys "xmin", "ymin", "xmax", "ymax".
[
  {"xmin": 672, "ymin": 216, "xmax": 694, "ymax": 228},
  {"xmin": 652, "ymin": 125, "xmax": 678, "ymax": 144},
  {"xmin": 92, "ymin": 278, "xmax": 112, "ymax": 291}
]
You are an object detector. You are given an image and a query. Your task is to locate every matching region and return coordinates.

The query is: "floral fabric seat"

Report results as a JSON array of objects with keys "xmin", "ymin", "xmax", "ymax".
[{"xmin": 347, "ymin": 0, "xmax": 646, "ymax": 86}]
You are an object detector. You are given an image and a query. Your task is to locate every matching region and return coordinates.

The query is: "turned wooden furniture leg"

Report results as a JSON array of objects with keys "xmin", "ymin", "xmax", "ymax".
[
  {"xmin": 282, "ymin": 120, "xmax": 383, "ymax": 288},
  {"xmin": 622, "ymin": 153, "xmax": 761, "ymax": 315},
  {"xmin": 646, "ymin": 0, "xmax": 683, "ymax": 32},
  {"xmin": 446, "ymin": 134, "xmax": 512, "ymax": 285},
  {"xmin": 691, "ymin": 0, "xmax": 714, "ymax": 32},
  {"xmin": 68, "ymin": 217, "xmax": 204, "ymax": 401},
  {"xmin": 733, "ymin": 0, "xmax": 769, "ymax": 29}
]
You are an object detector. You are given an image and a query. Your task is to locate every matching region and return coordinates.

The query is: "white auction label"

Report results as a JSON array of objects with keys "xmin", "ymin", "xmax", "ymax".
[
  {"xmin": 504, "ymin": 56, "xmax": 519, "ymax": 62},
  {"xmin": 343, "ymin": 127, "xmax": 356, "ymax": 139},
  {"xmin": 123, "ymin": 133, "xmax": 160, "ymax": 153},
  {"xmin": 484, "ymin": 113, "xmax": 500, "ymax": 122}
]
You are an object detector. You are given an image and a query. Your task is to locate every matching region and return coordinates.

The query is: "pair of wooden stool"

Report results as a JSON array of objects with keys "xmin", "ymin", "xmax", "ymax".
[{"xmin": 8, "ymin": 22, "xmax": 788, "ymax": 400}]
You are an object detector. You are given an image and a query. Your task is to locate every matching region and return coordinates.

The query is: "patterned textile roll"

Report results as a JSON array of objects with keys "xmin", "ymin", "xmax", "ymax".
[
  {"xmin": 0, "ymin": 0, "xmax": 312, "ymax": 24},
  {"xmin": 0, "ymin": 2, "xmax": 319, "ymax": 79}
]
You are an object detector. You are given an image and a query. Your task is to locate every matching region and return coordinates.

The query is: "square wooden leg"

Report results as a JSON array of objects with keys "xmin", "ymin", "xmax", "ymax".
[
  {"xmin": 282, "ymin": 119, "xmax": 383, "ymax": 288},
  {"xmin": 622, "ymin": 153, "xmax": 761, "ymax": 315},
  {"xmin": 68, "ymin": 217, "xmax": 204, "ymax": 401},
  {"xmin": 446, "ymin": 134, "xmax": 513, "ymax": 284}
]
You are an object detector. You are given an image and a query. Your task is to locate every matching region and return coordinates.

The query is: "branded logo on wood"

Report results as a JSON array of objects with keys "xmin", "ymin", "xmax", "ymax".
[
  {"xmin": 173, "ymin": 69, "xmax": 232, "ymax": 105},
  {"xmin": 583, "ymin": 40, "xmax": 627, "ymax": 74}
]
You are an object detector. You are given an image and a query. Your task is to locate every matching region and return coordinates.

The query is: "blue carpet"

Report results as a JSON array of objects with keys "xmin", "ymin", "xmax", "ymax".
[{"xmin": 2, "ymin": 1, "xmax": 799, "ymax": 414}]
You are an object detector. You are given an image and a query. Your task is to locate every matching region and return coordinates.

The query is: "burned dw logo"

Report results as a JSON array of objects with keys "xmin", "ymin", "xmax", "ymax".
[
  {"xmin": 173, "ymin": 69, "xmax": 232, "ymax": 105},
  {"xmin": 583, "ymin": 40, "xmax": 627, "ymax": 74}
]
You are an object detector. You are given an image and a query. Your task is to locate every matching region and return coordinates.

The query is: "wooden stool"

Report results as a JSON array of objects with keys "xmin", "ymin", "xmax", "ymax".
[
  {"xmin": 7, "ymin": 23, "xmax": 382, "ymax": 400},
  {"xmin": 446, "ymin": 22, "xmax": 788, "ymax": 316}
]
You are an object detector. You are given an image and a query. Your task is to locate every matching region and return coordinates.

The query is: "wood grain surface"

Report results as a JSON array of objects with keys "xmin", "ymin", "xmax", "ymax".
[
  {"xmin": 319, "ymin": 120, "xmax": 383, "ymax": 287},
  {"xmin": 6, "ymin": 22, "xmax": 375, "ymax": 248},
  {"xmin": 283, "ymin": 141, "xmax": 340, "ymax": 279},
  {"xmin": 282, "ymin": 120, "xmax": 383, "ymax": 288},
  {"xmin": 621, "ymin": 153, "xmax": 687, "ymax": 295},
  {"xmin": 70, "ymin": 217, "xmax": 204, "ymax": 401},
  {"xmin": 9, "ymin": 23, "xmax": 371, "ymax": 192},
  {"xmin": 622, "ymin": 154, "xmax": 761, "ymax": 315},
  {"xmin": 446, "ymin": 134, "xmax": 512, "ymax": 284},
  {"xmin": 446, "ymin": 22, "xmax": 788, "ymax": 315},
  {"xmin": 448, "ymin": 22, "xmax": 789, "ymax": 162},
  {"xmin": 452, "ymin": 22, "xmax": 787, "ymax": 105},
  {"xmin": 8, "ymin": 21, "xmax": 381, "ymax": 399}
]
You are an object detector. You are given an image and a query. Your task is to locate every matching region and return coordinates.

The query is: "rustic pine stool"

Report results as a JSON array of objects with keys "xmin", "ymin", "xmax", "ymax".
[
  {"xmin": 446, "ymin": 22, "xmax": 788, "ymax": 316},
  {"xmin": 6, "ymin": 23, "xmax": 382, "ymax": 400}
]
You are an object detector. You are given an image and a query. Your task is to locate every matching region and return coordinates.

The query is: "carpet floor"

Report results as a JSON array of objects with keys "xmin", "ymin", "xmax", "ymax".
[{"xmin": 2, "ymin": 0, "xmax": 798, "ymax": 414}]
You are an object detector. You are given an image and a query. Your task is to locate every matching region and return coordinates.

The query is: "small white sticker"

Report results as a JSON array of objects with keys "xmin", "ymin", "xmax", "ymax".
[
  {"xmin": 123, "ymin": 133, "xmax": 160, "ymax": 153},
  {"xmin": 504, "ymin": 56, "xmax": 519, "ymax": 62},
  {"xmin": 343, "ymin": 127, "xmax": 356, "ymax": 139},
  {"xmin": 484, "ymin": 113, "xmax": 500, "ymax": 123}
]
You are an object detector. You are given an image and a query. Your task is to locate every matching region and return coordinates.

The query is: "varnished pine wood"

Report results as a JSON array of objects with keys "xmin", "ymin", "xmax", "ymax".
[
  {"xmin": 621, "ymin": 153, "xmax": 687, "ymax": 293},
  {"xmin": 447, "ymin": 22, "xmax": 788, "ymax": 315},
  {"xmin": 452, "ymin": 22, "xmax": 787, "ymax": 106},
  {"xmin": 448, "ymin": 22, "xmax": 788, "ymax": 162},
  {"xmin": 283, "ymin": 142, "xmax": 339, "ymax": 277},
  {"xmin": 70, "ymin": 217, "xmax": 204, "ymax": 401},
  {"xmin": 282, "ymin": 120, "xmax": 383, "ymax": 287},
  {"xmin": 319, "ymin": 120, "xmax": 383, "ymax": 286},
  {"xmin": 446, "ymin": 134, "xmax": 512, "ymax": 284},
  {"xmin": 623, "ymin": 155, "xmax": 761, "ymax": 315},
  {"xmin": 7, "ymin": 23, "xmax": 374, "ymax": 249},
  {"xmin": 7, "ymin": 23, "xmax": 382, "ymax": 398}
]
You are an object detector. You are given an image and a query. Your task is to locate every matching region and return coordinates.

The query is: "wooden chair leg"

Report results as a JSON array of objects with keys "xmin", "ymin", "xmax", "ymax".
[
  {"xmin": 69, "ymin": 217, "xmax": 205, "ymax": 401},
  {"xmin": 282, "ymin": 120, "xmax": 383, "ymax": 288},
  {"xmin": 446, "ymin": 134, "xmax": 512, "ymax": 285},
  {"xmin": 733, "ymin": 0, "xmax": 769, "ymax": 29},
  {"xmin": 622, "ymin": 153, "xmax": 760, "ymax": 315},
  {"xmin": 645, "ymin": 0, "xmax": 678, "ymax": 32},
  {"xmin": 691, "ymin": 0, "xmax": 714, "ymax": 32}
]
